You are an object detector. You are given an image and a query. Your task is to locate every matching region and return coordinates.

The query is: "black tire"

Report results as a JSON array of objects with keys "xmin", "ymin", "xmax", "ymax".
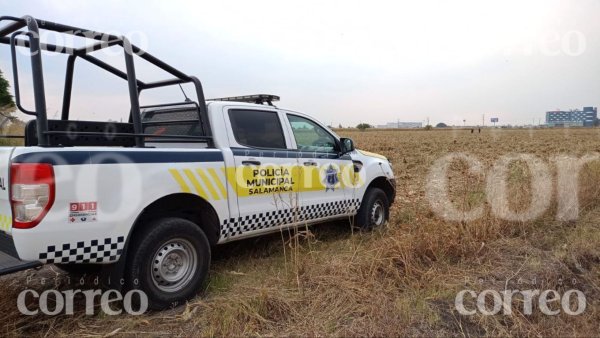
[
  {"xmin": 55, "ymin": 263, "xmax": 102, "ymax": 275},
  {"xmin": 124, "ymin": 217, "xmax": 211, "ymax": 310},
  {"xmin": 355, "ymin": 187, "xmax": 390, "ymax": 230}
]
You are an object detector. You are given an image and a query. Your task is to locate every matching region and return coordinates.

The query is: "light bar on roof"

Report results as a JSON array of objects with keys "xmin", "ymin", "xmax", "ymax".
[{"xmin": 206, "ymin": 94, "xmax": 280, "ymax": 105}]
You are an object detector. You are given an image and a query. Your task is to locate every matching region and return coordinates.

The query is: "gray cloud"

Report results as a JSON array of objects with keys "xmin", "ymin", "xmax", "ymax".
[{"xmin": 2, "ymin": 0, "xmax": 599, "ymax": 127}]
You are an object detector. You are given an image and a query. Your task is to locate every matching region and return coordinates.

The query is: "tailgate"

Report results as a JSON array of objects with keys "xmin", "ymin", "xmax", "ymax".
[
  {"xmin": 0, "ymin": 147, "xmax": 13, "ymax": 235},
  {"xmin": 0, "ymin": 232, "xmax": 40, "ymax": 275},
  {"xmin": 0, "ymin": 147, "xmax": 42, "ymax": 275}
]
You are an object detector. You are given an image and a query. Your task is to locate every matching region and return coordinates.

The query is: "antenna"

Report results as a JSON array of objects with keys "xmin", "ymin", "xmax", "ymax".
[{"xmin": 178, "ymin": 84, "xmax": 191, "ymax": 102}]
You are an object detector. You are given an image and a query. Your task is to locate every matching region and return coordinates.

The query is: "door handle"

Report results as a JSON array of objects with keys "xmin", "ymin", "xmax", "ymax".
[
  {"xmin": 242, "ymin": 160, "xmax": 261, "ymax": 166},
  {"xmin": 303, "ymin": 161, "xmax": 317, "ymax": 166}
]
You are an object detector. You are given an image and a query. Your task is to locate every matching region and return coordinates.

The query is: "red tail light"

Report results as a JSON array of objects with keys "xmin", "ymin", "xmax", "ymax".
[{"xmin": 10, "ymin": 163, "xmax": 55, "ymax": 229}]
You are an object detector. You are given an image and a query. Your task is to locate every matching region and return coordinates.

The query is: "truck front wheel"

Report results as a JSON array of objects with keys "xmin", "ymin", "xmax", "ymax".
[
  {"xmin": 355, "ymin": 187, "xmax": 390, "ymax": 230},
  {"xmin": 124, "ymin": 217, "xmax": 210, "ymax": 310}
]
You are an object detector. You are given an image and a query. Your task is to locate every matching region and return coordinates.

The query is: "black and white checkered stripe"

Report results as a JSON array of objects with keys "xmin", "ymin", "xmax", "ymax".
[
  {"xmin": 221, "ymin": 199, "xmax": 360, "ymax": 238},
  {"xmin": 39, "ymin": 236, "xmax": 125, "ymax": 264}
]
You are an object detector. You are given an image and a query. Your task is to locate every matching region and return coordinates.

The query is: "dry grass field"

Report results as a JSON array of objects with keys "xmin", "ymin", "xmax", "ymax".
[{"xmin": 2, "ymin": 128, "xmax": 600, "ymax": 336}]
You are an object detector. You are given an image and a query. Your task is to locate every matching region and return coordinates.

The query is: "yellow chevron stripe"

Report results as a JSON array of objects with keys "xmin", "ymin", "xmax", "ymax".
[
  {"xmin": 169, "ymin": 169, "xmax": 191, "ymax": 193},
  {"xmin": 196, "ymin": 168, "xmax": 220, "ymax": 200},
  {"xmin": 183, "ymin": 169, "xmax": 209, "ymax": 199},
  {"xmin": 0, "ymin": 214, "xmax": 10, "ymax": 232},
  {"xmin": 208, "ymin": 168, "xmax": 227, "ymax": 199}
]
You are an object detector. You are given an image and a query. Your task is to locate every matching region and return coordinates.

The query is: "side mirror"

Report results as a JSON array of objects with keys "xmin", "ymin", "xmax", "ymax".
[{"xmin": 340, "ymin": 138, "xmax": 355, "ymax": 154}]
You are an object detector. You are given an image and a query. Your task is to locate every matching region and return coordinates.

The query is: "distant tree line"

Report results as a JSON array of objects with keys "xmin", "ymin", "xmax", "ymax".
[
  {"xmin": 0, "ymin": 69, "xmax": 24, "ymax": 143},
  {"xmin": 356, "ymin": 123, "xmax": 372, "ymax": 131},
  {"xmin": 0, "ymin": 69, "xmax": 15, "ymax": 114}
]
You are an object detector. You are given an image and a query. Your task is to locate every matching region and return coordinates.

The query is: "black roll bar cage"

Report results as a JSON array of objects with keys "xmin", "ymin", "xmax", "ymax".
[{"xmin": 0, "ymin": 15, "xmax": 213, "ymax": 147}]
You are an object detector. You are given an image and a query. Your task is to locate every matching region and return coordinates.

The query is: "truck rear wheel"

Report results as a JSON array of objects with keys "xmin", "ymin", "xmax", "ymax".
[
  {"xmin": 124, "ymin": 217, "xmax": 210, "ymax": 310},
  {"xmin": 355, "ymin": 187, "xmax": 390, "ymax": 230}
]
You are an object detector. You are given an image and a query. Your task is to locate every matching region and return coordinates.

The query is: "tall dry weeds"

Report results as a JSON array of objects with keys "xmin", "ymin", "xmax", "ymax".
[{"xmin": 1, "ymin": 128, "xmax": 600, "ymax": 336}]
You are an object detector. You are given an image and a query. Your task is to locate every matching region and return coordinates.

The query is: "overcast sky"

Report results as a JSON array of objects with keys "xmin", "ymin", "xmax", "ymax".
[{"xmin": 1, "ymin": 0, "xmax": 600, "ymax": 126}]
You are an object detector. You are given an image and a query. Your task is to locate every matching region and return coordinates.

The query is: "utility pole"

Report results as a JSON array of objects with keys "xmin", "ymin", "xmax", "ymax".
[{"xmin": 482, "ymin": 114, "xmax": 485, "ymax": 127}]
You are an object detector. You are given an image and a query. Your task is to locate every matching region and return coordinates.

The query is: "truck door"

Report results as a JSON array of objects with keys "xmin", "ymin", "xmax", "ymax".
[
  {"xmin": 222, "ymin": 107, "xmax": 300, "ymax": 240},
  {"xmin": 283, "ymin": 113, "xmax": 358, "ymax": 222}
]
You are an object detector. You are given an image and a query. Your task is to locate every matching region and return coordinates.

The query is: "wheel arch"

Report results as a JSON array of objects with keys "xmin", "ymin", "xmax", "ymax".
[
  {"xmin": 364, "ymin": 176, "xmax": 396, "ymax": 204},
  {"xmin": 128, "ymin": 193, "xmax": 221, "ymax": 247}
]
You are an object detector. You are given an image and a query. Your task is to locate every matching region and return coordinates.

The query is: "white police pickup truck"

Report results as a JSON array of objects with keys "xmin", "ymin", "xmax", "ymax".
[{"xmin": 0, "ymin": 15, "xmax": 395, "ymax": 309}]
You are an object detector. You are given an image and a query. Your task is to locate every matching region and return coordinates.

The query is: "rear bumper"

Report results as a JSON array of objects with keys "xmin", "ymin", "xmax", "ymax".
[{"xmin": 0, "ymin": 232, "xmax": 41, "ymax": 276}]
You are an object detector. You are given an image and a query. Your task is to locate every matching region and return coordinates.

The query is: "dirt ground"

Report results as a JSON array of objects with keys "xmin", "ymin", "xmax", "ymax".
[{"xmin": 1, "ymin": 128, "xmax": 600, "ymax": 337}]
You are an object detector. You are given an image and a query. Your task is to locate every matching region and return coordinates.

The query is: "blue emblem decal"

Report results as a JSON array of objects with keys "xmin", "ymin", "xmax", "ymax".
[{"xmin": 324, "ymin": 165, "xmax": 339, "ymax": 192}]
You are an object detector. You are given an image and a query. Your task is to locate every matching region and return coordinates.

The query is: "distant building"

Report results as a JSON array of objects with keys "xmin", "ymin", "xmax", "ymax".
[
  {"xmin": 376, "ymin": 121, "xmax": 423, "ymax": 129},
  {"xmin": 546, "ymin": 107, "xmax": 597, "ymax": 127}
]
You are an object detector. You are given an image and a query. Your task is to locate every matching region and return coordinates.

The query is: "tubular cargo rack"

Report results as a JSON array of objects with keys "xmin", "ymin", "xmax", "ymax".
[{"xmin": 0, "ymin": 15, "xmax": 213, "ymax": 147}]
